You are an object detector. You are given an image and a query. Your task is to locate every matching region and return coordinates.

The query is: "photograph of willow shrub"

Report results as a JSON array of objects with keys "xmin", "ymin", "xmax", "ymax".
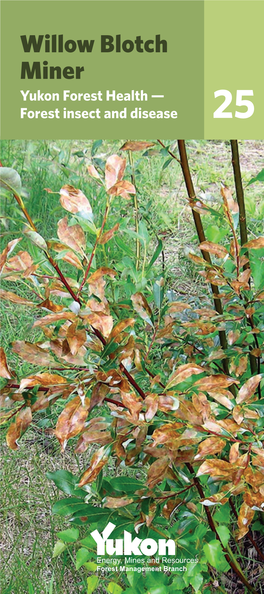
[{"xmin": 0, "ymin": 140, "xmax": 264, "ymax": 594}]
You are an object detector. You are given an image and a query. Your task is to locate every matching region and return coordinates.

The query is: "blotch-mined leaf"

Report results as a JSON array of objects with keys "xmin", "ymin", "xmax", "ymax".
[
  {"xmin": 99, "ymin": 223, "xmax": 119, "ymax": 245},
  {"xmin": 78, "ymin": 446, "xmax": 110, "ymax": 486},
  {"xmin": 0, "ymin": 288, "xmax": 35, "ymax": 307},
  {"xmin": 236, "ymin": 375, "xmax": 262, "ymax": 404},
  {"xmin": 166, "ymin": 363, "xmax": 204, "ymax": 389},
  {"xmin": 20, "ymin": 373, "xmax": 67, "ymax": 391},
  {"xmin": 244, "ymin": 237, "xmax": 264, "ymax": 249},
  {"xmin": 66, "ymin": 322, "xmax": 86, "ymax": 355},
  {"xmin": 103, "ymin": 496, "xmax": 134, "ymax": 508},
  {"xmin": 33, "ymin": 311, "xmax": 77, "ymax": 327},
  {"xmin": 194, "ymin": 437, "xmax": 226, "ymax": 460},
  {"xmin": 199, "ymin": 241, "xmax": 229, "ymax": 259},
  {"xmin": 107, "ymin": 180, "xmax": 136, "ymax": 199},
  {"xmin": 6, "ymin": 407, "xmax": 32, "ymax": 449},
  {"xmin": 0, "ymin": 347, "xmax": 12, "ymax": 379},
  {"xmin": 55, "ymin": 396, "xmax": 89, "ymax": 451},
  {"xmin": 237, "ymin": 502, "xmax": 255, "ymax": 539},
  {"xmin": 57, "ymin": 217, "xmax": 86, "ymax": 254},
  {"xmin": 105, "ymin": 154, "xmax": 126, "ymax": 190},
  {"xmin": 120, "ymin": 141, "xmax": 155, "ymax": 151},
  {"xmin": 131, "ymin": 292, "xmax": 153, "ymax": 325},
  {"xmin": 12, "ymin": 341, "xmax": 55, "ymax": 367},
  {"xmin": 147, "ymin": 456, "xmax": 170, "ymax": 489},
  {"xmin": 60, "ymin": 185, "xmax": 92, "ymax": 215},
  {"xmin": 0, "ymin": 238, "xmax": 21, "ymax": 273}
]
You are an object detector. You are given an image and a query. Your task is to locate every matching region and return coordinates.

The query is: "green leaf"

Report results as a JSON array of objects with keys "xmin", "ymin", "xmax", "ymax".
[
  {"xmin": 91, "ymin": 140, "xmax": 103, "ymax": 157},
  {"xmin": 115, "ymin": 236, "xmax": 135, "ymax": 258},
  {"xmin": 107, "ymin": 582, "xmax": 123, "ymax": 594},
  {"xmin": 138, "ymin": 220, "xmax": 150, "ymax": 245},
  {"xmin": 110, "ymin": 476, "xmax": 145, "ymax": 493},
  {"xmin": 247, "ymin": 168, "xmax": 264, "ymax": 186},
  {"xmin": 216, "ymin": 525, "xmax": 230, "ymax": 547},
  {"xmin": 87, "ymin": 576, "xmax": 99, "ymax": 594},
  {"xmin": 147, "ymin": 586, "xmax": 168, "ymax": 594},
  {"xmin": 84, "ymin": 561, "xmax": 97, "ymax": 571},
  {"xmin": 189, "ymin": 573, "xmax": 204, "ymax": 592},
  {"xmin": 47, "ymin": 470, "xmax": 86, "ymax": 498},
  {"xmin": 52, "ymin": 540, "xmax": 67, "ymax": 558},
  {"xmin": 250, "ymin": 249, "xmax": 264, "ymax": 290},
  {"xmin": 52, "ymin": 497, "xmax": 89, "ymax": 517},
  {"xmin": 25, "ymin": 229, "xmax": 48, "ymax": 251},
  {"xmin": 71, "ymin": 505, "xmax": 114, "ymax": 524},
  {"xmin": 206, "ymin": 224, "xmax": 228, "ymax": 243},
  {"xmin": 0, "ymin": 167, "xmax": 22, "ymax": 192},
  {"xmin": 76, "ymin": 547, "xmax": 91, "ymax": 570},
  {"xmin": 162, "ymin": 157, "xmax": 173, "ymax": 170},
  {"xmin": 146, "ymin": 240, "xmax": 163, "ymax": 272},
  {"xmin": 203, "ymin": 540, "xmax": 230, "ymax": 571},
  {"xmin": 56, "ymin": 528, "xmax": 79, "ymax": 543},
  {"xmin": 214, "ymin": 502, "xmax": 230, "ymax": 524},
  {"xmin": 153, "ymin": 276, "xmax": 164, "ymax": 308}
]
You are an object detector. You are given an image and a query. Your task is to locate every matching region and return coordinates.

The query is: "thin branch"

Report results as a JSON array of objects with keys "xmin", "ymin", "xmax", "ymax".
[
  {"xmin": 78, "ymin": 201, "xmax": 110, "ymax": 296},
  {"xmin": 230, "ymin": 141, "xmax": 249, "ymax": 250},
  {"xmin": 176, "ymin": 140, "xmax": 229, "ymax": 376},
  {"xmin": 230, "ymin": 140, "xmax": 260, "ymax": 380},
  {"xmin": 128, "ymin": 149, "xmax": 140, "ymax": 270}
]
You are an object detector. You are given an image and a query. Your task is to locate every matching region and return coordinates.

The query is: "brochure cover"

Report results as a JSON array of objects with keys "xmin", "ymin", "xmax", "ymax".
[{"xmin": 0, "ymin": 1, "xmax": 264, "ymax": 593}]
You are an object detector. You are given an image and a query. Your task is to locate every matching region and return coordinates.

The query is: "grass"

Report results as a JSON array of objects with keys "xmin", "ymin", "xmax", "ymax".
[{"xmin": 0, "ymin": 139, "xmax": 263, "ymax": 593}]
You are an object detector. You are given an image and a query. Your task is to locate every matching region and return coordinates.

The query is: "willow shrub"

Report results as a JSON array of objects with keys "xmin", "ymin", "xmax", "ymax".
[{"xmin": 0, "ymin": 141, "xmax": 264, "ymax": 594}]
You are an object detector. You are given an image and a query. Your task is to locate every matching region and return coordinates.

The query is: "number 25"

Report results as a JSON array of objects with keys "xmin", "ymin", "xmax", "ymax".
[{"xmin": 213, "ymin": 90, "xmax": 254, "ymax": 119}]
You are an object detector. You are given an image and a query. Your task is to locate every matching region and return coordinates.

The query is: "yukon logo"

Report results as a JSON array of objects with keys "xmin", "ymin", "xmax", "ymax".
[{"xmin": 91, "ymin": 522, "xmax": 176, "ymax": 556}]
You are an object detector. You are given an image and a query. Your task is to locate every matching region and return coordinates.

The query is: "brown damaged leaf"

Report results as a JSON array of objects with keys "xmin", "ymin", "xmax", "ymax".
[
  {"xmin": 166, "ymin": 363, "xmax": 204, "ymax": 389},
  {"xmin": 199, "ymin": 241, "xmax": 229, "ymax": 259},
  {"xmin": 236, "ymin": 375, "xmax": 262, "ymax": 405},
  {"xmin": 103, "ymin": 496, "xmax": 134, "ymax": 509},
  {"xmin": 57, "ymin": 217, "xmax": 86, "ymax": 254},
  {"xmin": 244, "ymin": 237, "xmax": 264, "ymax": 250},
  {"xmin": 87, "ymin": 164, "xmax": 101, "ymax": 179},
  {"xmin": 197, "ymin": 459, "xmax": 234, "ymax": 479},
  {"xmin": 59, "ymin": 184, "xmax": 92, "ymax": 215},
  {"xmin": 20, "ymin": 373, "xmax": 67, "ymax": 391},
  {"xmin": 194, "ymin": 375, "xmax": 239, "ymax": 390},
  {"xmin": 33, "ymin": 312, "xmax": 77, "ymax": 327},
  {"xmin": 54, "ymin": 395, "xmax": 89, "ymax": 451},
  {"xmin": 0, "ymin": 347, "xmax": 12, "ymax": 379},
  {"xmin": 2, "ymin": 250, "xmax": 34, "ymax": 280},
  {"xmin": 237, "ymin": 502, "xmax": 255, "ymax": 540},
  {"xmin": 147, "ymin": 456, "xmax": 170, "ymax": 489},
  {"xmin": 47, "ymin": 241, "xmax": 83, "ymax": 270},
  {"xmin": 12, "ymin": 341, "xmax": 56, "ymax": 367},
  {"xmin": 79, "ymin": 446, "xmax": 110, "ymax": 486},
  {"xmin": 221, "ymin": 185, "xmax": 239, "ymax": 213},
  {"xmin": 6, "ymin": 407, "xmax": 32, "ymax": 450},
  {"xmin": 107, "ymin": 180, "xmax": 136, "ymax": 199},
  {"xmin": 105, "ymin": 154, "xmax": 126, "ymax": 190},
  {"xmin": 120, "ymin": 141, "xmax": 156, "ymax": 152},
  {"xmin": 66, "ymin": 322, "xmax": 86, "ymax": 355},
  {"xmin": 99, "ymin": 223, "xmax": 119, "ymax": 245},
  {"xmin": 194, "ymin": 437, "xmax": 226, "ymax": 460},
  {"xmin": 109, "ymin": 318, "xmax": 135, "ymax": 340},
  {"xmin": 0, "ymin": 288, "xmax": 36, "ymax": 307},
  {"xmin": 0, "ymin": 238, "xmax": 21, "ymax": 273},
  {"xmin": 131, "ymin": 293, "xmax": 153, "ymax": 325}
]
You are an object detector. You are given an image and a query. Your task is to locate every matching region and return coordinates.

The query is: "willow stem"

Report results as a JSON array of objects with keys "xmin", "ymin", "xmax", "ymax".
[
  {"xmin": 128, "ymin": 149, "xmax": 140, "ymax": 270},
  {"xmin": 176, "ymin": 140, "xmax": 230, "ymax": 376}
]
